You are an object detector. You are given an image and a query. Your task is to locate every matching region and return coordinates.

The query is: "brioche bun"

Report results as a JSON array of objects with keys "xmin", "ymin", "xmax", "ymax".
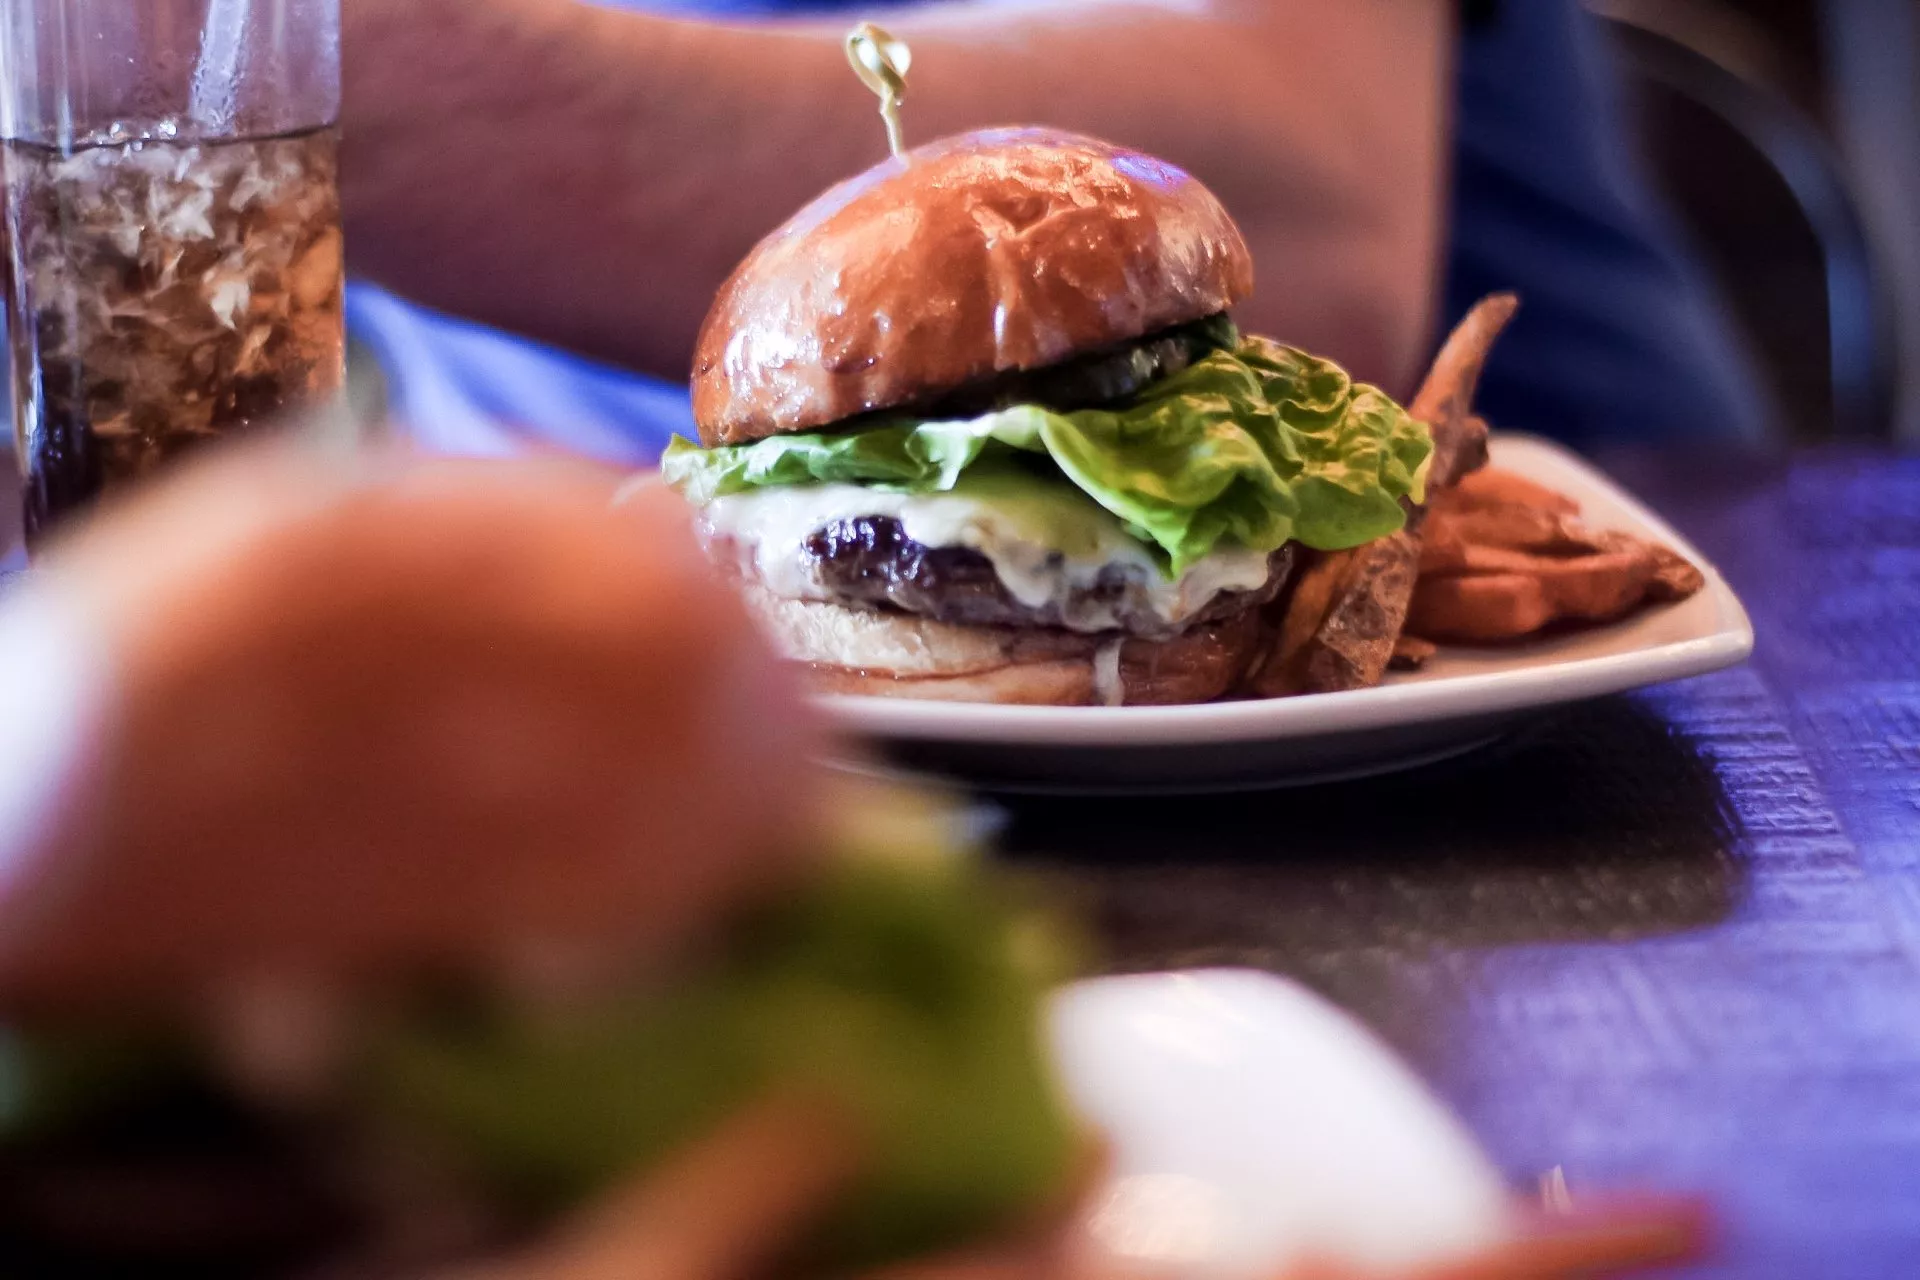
[{"xmin": 692, "ymin": 128, "xmax": 1253, "ymax": 445}]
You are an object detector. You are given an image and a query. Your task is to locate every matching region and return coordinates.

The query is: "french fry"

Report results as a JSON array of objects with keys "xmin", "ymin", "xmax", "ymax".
[
  {"xmin": 1535, "ymin": 550, "xmax": 1663, "ymax": 619},
  {"xmin": 1644, "ymin": 543, "xmax": 1707, "ymax": 601},
  {"xmin": 1408, "ymin": 303, "xmax": 1520, "ymax": 489},
  {"xmin": 448, "ymin": 1093, "xmax": 864, "ymax": 1280},
  {"xmin": 459, "ymin": 1108, "xmax": 1706, "ymax": 1280},
  {"xmin": 1444, "ymin": 467, "xmax": 1580, "ymax": 517},
  {"xmin": 1421, "ymin": 504, "xmax": 1608, "ymax": 560},
  {"xmin": 871, "ymin": 1195, "xmax": 1710, "ymax": 1280},
  {"xmin": 1408, "ymin": 573, "xmax": 1562, "ymax": 643},
  {"xmin": 1406, "ymin": 465, "xmax": 1709, "ymax": 646},
  {"xmin": 1410, "ymin": 542, "xmax": 1687, "ymax": 644},
  {"xmin": 1420, "ymin": 540, "xmax": 1548, "ymax": 579},
  {"xmin": 1406, "ymin": 1198, "xmax": 1711, "ymax": 1280},
  {"xmin": 1246, "ymin": 534, "xmax": 1421, "ymax": 698}
]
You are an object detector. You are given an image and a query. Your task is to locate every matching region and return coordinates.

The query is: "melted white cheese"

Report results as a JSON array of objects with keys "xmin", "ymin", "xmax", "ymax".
[{"xmin": 692, "ymin": 468, "xmax": 1274, "ymax": 634}]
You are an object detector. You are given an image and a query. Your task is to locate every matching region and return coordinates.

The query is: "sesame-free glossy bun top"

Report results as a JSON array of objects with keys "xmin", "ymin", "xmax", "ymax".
[{"xmin": 691, "ymin": 128, "xmax": 1253, "ymax": 445}]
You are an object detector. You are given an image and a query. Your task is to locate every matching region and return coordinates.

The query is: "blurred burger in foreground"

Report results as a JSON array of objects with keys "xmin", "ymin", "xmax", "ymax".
[
  {"xmin": 0, "ymin": 448, "xmax": 1082, "ymax": 1276},
  {"xmin": 664, "ymin": 128, "xmax": 1514, "ymax": 706}
]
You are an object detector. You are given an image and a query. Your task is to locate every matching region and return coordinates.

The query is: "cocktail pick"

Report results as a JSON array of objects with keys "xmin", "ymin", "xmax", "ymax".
[{"xmin": 845, "ymin": 22, "xmax": 912, "ymax": 159}]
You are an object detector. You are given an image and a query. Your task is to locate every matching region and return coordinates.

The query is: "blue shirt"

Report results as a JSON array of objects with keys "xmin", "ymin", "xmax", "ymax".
[{"xmin": 346, "ymin": 0, "xmax": 1767, "ymax": 465}]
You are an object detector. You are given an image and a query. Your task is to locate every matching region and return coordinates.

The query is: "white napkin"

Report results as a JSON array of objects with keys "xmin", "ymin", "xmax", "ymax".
[{"xmin": 1051, "ymin": 969, "xmax": 1509, "ymax": 1277}]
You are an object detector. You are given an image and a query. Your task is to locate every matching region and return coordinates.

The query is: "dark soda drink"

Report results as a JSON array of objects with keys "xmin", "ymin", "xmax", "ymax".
[{"xmin": 2, "ymin": 123, "xmax": 344, "ymax": 546}]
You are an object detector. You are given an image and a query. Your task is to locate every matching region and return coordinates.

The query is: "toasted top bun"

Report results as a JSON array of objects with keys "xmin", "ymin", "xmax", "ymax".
[{"xmin": 692, "ymin": 128, "xmax": 1254, "ymax": 445}]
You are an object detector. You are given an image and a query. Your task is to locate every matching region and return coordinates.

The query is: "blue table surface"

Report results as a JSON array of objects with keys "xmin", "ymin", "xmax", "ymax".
[{"xmin": 999, "ymin": 447, "xmax": 1920, "ymax": 1279}]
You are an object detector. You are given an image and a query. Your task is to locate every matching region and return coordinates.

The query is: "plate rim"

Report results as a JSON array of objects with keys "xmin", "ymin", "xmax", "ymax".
[{"xmin": 812, "ymin": 434, "xmax": 1754, "ymax": 747}]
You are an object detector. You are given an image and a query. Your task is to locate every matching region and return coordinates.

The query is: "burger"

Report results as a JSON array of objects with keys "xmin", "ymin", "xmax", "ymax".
[
  {"xmin": 663, "ymin": 127, "xmax": 1508, "ymax": 706},
  {"xmin": 0, "ymin": 455, "xmax": 1084, "ymax": 1277},
  {"xmin": 0, "ymin": 777, "xmax": 1085, "ymax": 1276}
]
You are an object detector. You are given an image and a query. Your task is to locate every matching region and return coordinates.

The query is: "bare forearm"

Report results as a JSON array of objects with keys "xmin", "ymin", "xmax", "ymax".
[{"xmin": 343, "ymin": 0, "xmax": 1447, "ymax": 390}]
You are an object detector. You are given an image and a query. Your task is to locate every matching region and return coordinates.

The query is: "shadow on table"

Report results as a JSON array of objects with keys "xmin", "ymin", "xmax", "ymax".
[{"xmin": 994, "ymin": 693, "xmax": 1744, "ymax": 985}]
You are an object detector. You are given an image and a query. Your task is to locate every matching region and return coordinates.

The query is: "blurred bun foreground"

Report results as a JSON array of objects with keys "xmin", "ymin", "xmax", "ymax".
[
  {"xmin": 0, "ymin": 446, "xmax": 823, "ymax": 1008},
  {"xmin": 0, "ymin": 446, "xmax": 1087, "ymax": 1276}
]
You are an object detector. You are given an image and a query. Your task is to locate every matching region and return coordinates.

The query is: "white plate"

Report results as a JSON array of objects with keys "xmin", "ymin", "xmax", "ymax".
[
  {"xmin": 1048, "ymin": 968, "xmax": 1510, "ymax": 1276},
  {"xmin": 819, "ymin": 435, "xmax": 1753, "ymax": 792}
]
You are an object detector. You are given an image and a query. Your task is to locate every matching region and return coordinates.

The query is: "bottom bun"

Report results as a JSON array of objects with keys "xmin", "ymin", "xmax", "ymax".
[{"xmin": 741, "ymin": 586, "xmax": 1268, "ymax": 707}]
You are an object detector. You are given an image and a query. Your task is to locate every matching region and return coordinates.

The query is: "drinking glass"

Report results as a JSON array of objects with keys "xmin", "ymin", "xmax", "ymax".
[{"xmin": 0, "ymin": 0, "xmax": 343, "ymax": 548}]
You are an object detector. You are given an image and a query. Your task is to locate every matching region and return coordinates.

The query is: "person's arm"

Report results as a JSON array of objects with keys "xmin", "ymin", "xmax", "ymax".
[{"xmin": 342, "ymin": 0, "xmax": 1450, "ymax": 394}]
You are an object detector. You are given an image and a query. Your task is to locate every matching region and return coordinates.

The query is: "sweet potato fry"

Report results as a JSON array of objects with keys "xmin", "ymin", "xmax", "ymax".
[
  {"xmin": 1532, "ymin": 550, "xmax": 1662, "ymax": 619},
  {"xmin": 1393, "ymin": 1200, "xmax": 1707, "ymax": 1280},
  {"xmin": 1248, "ymin": 549, "xmax": 1351, "ymax": 696},
  {"xmin": 1421, "ymin": 540, "xmax": 1551, "ymax": 579},
  {"xmin": 1428, "ymin": 507, "xmax": 1564, "ymax": 557},
  {"xmin": 451, "ymin": 1094, "xmax": 864, "ymax": 1280},
  {"xmin": 1408, "ymin": 301, "xmax": 1519, "ymax": 490},
  {"xmin": 1408, "ymin": 573, "xmax": 1561, "ymax": 643},
  {"xmin": 1644, "ymin": 543, "xmax": 1707, "ymax": 601},
  {"xmin": 1420, "ymin": 505, "xmax": 1609, "ymax": 560},
  {"xmin": 1247, "ymin": 533, "xmax": 1421, "ymax": 697},
  {"xmin": 1409, "ymin": 463, "xmax": 1708, "ymax": 645},
  {"xmin": 461, "ymin": 1110, "xmax": 1705, "ymax": 1280},
  {"xmin": 1410, "ymin": 547, "xmax": 1677, "ymax": 643},
  {"xmin": 1444, "ymin": 467, "xmax": 1580, "ymax": 516}
]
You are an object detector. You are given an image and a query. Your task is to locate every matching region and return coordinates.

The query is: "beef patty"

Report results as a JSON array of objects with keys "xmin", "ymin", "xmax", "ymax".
[{"xmin": 800, "ymin": 516, "xmax": 1294, "ymax": 637}]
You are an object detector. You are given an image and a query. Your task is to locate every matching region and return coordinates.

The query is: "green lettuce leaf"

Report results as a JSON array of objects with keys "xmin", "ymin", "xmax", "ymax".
[
  {"xmin": 363, "ymin": 793, "xmax": 1082, "ymax": 1269},
  {"xmin": 663, "ymin": 336, "xmax": 1431, "ymax": 575},
  {"xmin": 2, "ymin": 790, "xmax": 1083, "ymax": 1274}
]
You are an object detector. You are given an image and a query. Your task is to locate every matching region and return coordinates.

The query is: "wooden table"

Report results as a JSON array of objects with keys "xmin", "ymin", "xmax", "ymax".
[{"xmin": 998, "ymin": 449, "xmax": 1920, "ymax": 1279}]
